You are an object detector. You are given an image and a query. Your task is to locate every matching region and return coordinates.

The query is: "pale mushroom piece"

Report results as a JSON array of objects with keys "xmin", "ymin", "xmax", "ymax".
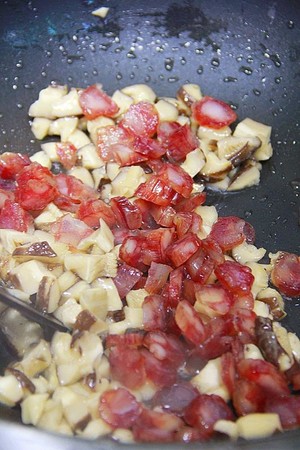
[
  {"xmin": 194, "ymin": 205, "xmax": 218, "ymax": 239},
  {"xmin": 256, "ymin": 287, "xmax": 286, "ymax": 320},
  {"xmin": 106, "ymin": 162, "xmax": 121, "ymax": 181},
  {"xmin": 21, "ymin": 393, "xmax": 49, "ymax": 426},
  {"xmin": 111, "ymin": 90, "xmax": 134, "ymax": 117},
  {"xmin": 111, "ymin": 165, "xmax": 147, "ymax": 198},
  {"xmin": 236, "ymin": 413, "xmax": 282, "ymax": 440},
  {"xmin": 67, "ymin": 166, "xmax": 95, "ymax": 188},
  {"xmin": 197, "ymin": 125, "xmax": 232, "ymax": 141},
  {"xmin": 111, "ymin": 428, "xmax": 135, "ymax": 444},
  {"xmin": 244, "ymin": 343, "xmax": 264, "ymax": 360},
  {"xmin": 78, "ymin": 143, "xmax": 104, "ymax": 170},
  {"xmin": 177, "ymin": 83, "xmax": 203, "ymax": 107},
  {"xmin": 37, "ymin": 399, "xmax": 65, "ymax": 433},
  {"xmin": 48, "ymin": 117, "xmax": 79, "ymax": 142},
  {"xmin": 52, "ymin": 88, "xmax": 83, "ymax": 118},
  {"xmin": 28, "ymin": 85, "xmax": 68, "ymax": 119},
  {"xmin": 191, "ymin": 358, "xmax": 230, "ymax": 402},
  {"xmin": 0, "ymin": 229, "xmax": 35, "ymax": 253},
  {"xmin": 206, "ymin": 174, "xmax": 231, "ymax": 191},
  {"xmin": 62, "ymin": 280, "xmax": 90, "ymax": 301},
  {"xmin": 92, "ymin": 166, "xmax": 108, "ymax": 190},
  {"xmin": 92, "ymin": 6, "xmax": 110, "ymax": 18},
  {"xmin": 233, "ymin": 117, "xmax": 272, "ymax": 161},
  {"xmin": 200, "ymin": 151, "xmax": 233, "ymax": 182},
  {"xmin": 126, "ymin": 288, "xmax": 148, "ymax": 308},
  {"xmin": 78, "ymin": 220, "xmax": 114, "ymax": 254},
  {"xmin": 54, "ymin": 298, "xmax": 83, "ymax": 328},
  {"xmin": 180, "ymin": 148, "xmax": 205, "ymax": 178},
  {"xmin": 227, "ymin": 161, "xmax": 262, "ymax": 191},
  {"xmin": 92, "ymin": 278, "xmax": 122, "ymax": 311},
  {"xmin": 41, "ymin": 141, "xmax": 60, "ymax": 162},
  {"xmin": 79, "ymin": 287, "xmax": 108, "ymax": 321},
  {"xmin": 176, "ymin": 114, "xmax": 191, "ymax": 126},
  {"xmin": 154, "ymin": 99, "xmax": 179, "ymax": 122},
  {"xmin": 108, "ymin": 307, "xmax": 143, "ymax": 334},
  {"xmin": 30, "ymin": 150, "xmax": 52, "ymax": 169},
  {"xmin": 217, "ymin": 135, "xmax": 261, "ymax": 166},
  {"xmin": 232, "ymin": 241, "xmax": 266, "ymax": 264},
  {"xmin": 246, "ymin": 262, "xmax": 269, "ymax": 298},
  {"xmin": 213, "ymin": 420, "xmax": 238, "ymax": 440},
  {"xmin": 31, "ymin": 118, "xmax": 52, "ymax": 140},
  {"xmin": 121, "ymin": 84, "xmax": 156, "ymax": 104},
  {"xmin": 288, "ymin": 332, "xmax": 300, "ymax": 363},
  {"xmin": 0, "ymin": 375, "xmax": 24, "ymax": 406},
  {"xmin": 253, "ymin": 300, "xmax": 271, "ymax": 318},
  {"xmin": 67, "ymin": 129, "xmax": 91, "ymax": 149},
  {"xmin": 9, "ymin": 260, "xmax": 54, "ymax": 296},
  {"xmin": 18, "ymin": 340, "xmax": 52, "ymax": 378},
  {"xmin": 57, "ymin": 271, "xmax": 79, "ymax": 294},
  {"xmin": 36, "ymin": 275, "xmax": 61, "ymax": 314},
  {"xmin": 34, "ymin": 202, "xmax": 65, "ymax": 227},
  {"xmin": 64, "ymin": 252, "xmax": 117, "ymax": 283},
  {"xmin": 273, "ymin": 322, "xmax": 294, "ymax": 363}
]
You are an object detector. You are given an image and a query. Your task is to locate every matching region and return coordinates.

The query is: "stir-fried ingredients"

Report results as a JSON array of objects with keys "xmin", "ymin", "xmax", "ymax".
[{"xmin": 0, "ymin": 82, "xmax": 299, "ymax": 443}]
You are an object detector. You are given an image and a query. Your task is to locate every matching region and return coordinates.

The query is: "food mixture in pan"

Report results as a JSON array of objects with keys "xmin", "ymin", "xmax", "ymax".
[{"xmin": 0, "ymin": 82, "xmax": 299, "ymax": 443}]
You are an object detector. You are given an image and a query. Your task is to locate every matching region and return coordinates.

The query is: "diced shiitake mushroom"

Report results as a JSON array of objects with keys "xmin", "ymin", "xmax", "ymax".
[
  {"xmin": 227, "ymin": 160, "xmax": 262, "ymax": 191},
  {"xmin": 256, "ymin": 288, "xmax": 286, "ymax": 320},
  {"xmin": 154, "ymin": 99, "xmax": 179, "ymax": 122},
  {"xmin": 233, "ymin": 118, "xmax": 273, "ymax": 161},
  {"xmin": 111, "ymin": 90, "xmax": 134, "ymax": 117},
  {"xmin": 12, "ymin": 241, "xmax": 58, "ymax": 263},
  {"xmin": 199, "ymin": 150, "xmax": 233, "ymax": 182},
  {"xmin": 31, "ymin": 118, "xmax": 52, "ymax": 140},
  {"xmin": 217, "ymin": 136, "xmax": 261, "ymax": 166},
  {"xmin": 121, "ymin": 84, "xmax": 156, "ymax": 104},
  {"xmin": 48, "ymin": 117, "xmax": 79, "ymax": 142},
  {"xmin": 28, "ymin": 85, "xmax": 68, "ymax": 119},
  {"xmin": 191, "ymin": 357, "xmax": 230, "ymax": 401},
  {"xmin": 235, "ymin": 413, "xmax": 282, "ymax": 439},
  {"xmin": 177, "ymin": 83, "xmax": 203, "ymax": 108}
]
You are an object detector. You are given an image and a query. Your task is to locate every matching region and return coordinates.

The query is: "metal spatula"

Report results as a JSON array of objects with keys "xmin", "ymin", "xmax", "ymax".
[{"xmin": 0, "ymin": 286, "xmax": 69, "ymax": 333}]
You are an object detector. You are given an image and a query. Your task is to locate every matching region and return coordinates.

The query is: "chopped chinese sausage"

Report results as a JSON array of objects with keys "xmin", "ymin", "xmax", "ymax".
[
  {"xmin": 209, "ymin": 216, "xmax": 255, "ymax": 251},
  {"xmin": 158, "ymin": 122, "xmax": 199, "ymax": 162},
  {"xmin": 15, "ymin": 163, "xmax": 57, "ymax": 211},
  {"xmin": 79, "ymin": 84, "xmax": 119, "ymax": 119},
  {"xmin": 0, "ymin": 152, "xmax": 30, "ymax": 180},
  {"xmin": 0, "ymin": 200, "xmax": 33, "ymax": 232},
  {"xmin": 108, "ymin": 347, "xmax": 146, "ymax": 389},
  {"xmin": 215, "ymin": 260, "xmax": 254, "ymax": 295},
  {"xmin": 175, "ymin": 300, "xmax": 206, "ymax": 345},
  {"xmin": 119, "ymin": 101, "xmax": 159, "ymax": 137},
  {"xmin": 99, "ymin": 388, "xmax": 141, "ymax": 428},
  {"xmin": 184, "ymin": 394, "xmax": 234, "ymax": 438},
  {"xmin": 271, "ymin": 252, "xmax": 300, "ymax": 297},
  {"xmin": 192, "ymin": 96, "xmax": 237, "ymax": 129},
  {"xmin": 56, "ymin": 142, "xmax": 77, "ymax": 170}
]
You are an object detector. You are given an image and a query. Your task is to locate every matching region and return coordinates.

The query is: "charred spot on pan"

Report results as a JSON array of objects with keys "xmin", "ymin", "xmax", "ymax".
[{"xmin": 163, "ymin": 2, "xmax": 227, "ymax": 42}]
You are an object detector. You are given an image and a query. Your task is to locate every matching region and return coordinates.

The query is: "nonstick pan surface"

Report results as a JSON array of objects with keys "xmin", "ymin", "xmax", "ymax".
[{"xmin": 0, "ymin": 0, "xmax": 299, "ymax": 448}]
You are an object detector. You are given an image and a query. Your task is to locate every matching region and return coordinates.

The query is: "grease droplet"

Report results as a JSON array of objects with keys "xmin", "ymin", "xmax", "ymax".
[
  {"xmin": 165, "ymin": 58, "xmax": 174, "ymax": 71},
  {"xmin": 223, "ymin": 76, "xmax": 237, "ymax": 83},
  {"xmin": 239, "ymin": 66, "xmax": 253, "ymax": 75},
  {"xmin": 287, "ymin": 20, "xmax": 294, "ymax": 29}
]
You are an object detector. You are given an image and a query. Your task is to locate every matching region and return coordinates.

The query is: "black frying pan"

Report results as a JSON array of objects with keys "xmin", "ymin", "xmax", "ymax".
[{"xmin": 0, "ymin": 0, "xmax": 299, "ymax": 449}]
